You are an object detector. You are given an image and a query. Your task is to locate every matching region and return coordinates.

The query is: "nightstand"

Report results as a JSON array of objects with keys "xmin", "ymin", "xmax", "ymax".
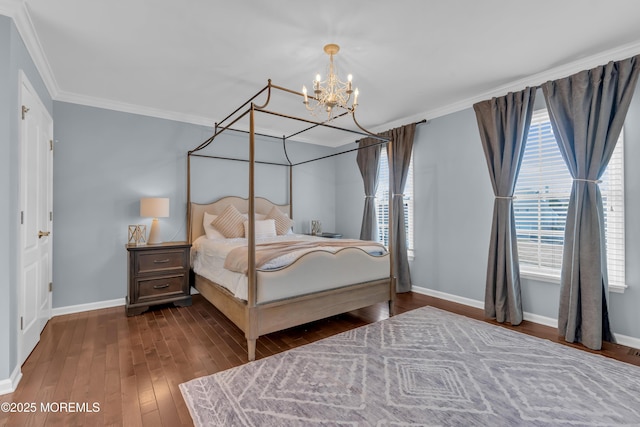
[
  {"xmin": 307, "ymin": 232, "xmax": 343, "ymax": 238},
  {"xmin": 126, "ymin": 241, "xmax": 192, "ymax": 316}
]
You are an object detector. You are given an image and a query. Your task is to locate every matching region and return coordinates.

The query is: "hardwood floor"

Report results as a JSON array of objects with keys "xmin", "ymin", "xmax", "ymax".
[{"xmin": 1, "ymin": 292, "xmax": 638, "ymax": 426}]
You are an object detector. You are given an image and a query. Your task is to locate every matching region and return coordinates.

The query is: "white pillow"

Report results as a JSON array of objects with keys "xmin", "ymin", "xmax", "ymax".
[
  {"xmin": 203, "ymin": 212, "xmax": 225, "ymax": 240},
  {"xmin": 243, "ymin": 219, "xmax": 277, "ymax": 239},
  {"xmin": 242, "ymin": 213, "xmax": 267, "ymax": 220}
]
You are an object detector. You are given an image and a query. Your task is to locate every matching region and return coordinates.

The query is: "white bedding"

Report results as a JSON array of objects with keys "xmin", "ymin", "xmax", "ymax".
[{"xmin": 191, "ymin": 234, "xmax": 387, "ymax": 300}]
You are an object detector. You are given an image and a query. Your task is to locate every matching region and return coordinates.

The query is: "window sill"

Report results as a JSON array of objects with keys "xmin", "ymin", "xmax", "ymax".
[
  {"xmin": 609, "ymin": 283, "xmax": 628, "ymax": 294},
  {"xmin": 521, "ymin": 269, "xmax": 627, "ymax": 294},
  {"xmin": 521, "ymin": 270, "xmax": 560, "ymax": 284}
]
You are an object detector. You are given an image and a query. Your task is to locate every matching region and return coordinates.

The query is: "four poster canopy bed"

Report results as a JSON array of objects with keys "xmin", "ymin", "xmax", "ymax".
[{"xmin": 187, "ymin": 80, "xmax": 397, "ymax": 361}]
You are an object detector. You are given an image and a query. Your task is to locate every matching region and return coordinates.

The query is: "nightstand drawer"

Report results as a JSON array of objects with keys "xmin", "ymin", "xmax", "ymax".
[
  {"xmin": 137, "ymin": 275, "xmax": 186, "ymax": 301},
  {"xmin": 137, "ymin": 250, "xmax": 186, "ymax": 274}
]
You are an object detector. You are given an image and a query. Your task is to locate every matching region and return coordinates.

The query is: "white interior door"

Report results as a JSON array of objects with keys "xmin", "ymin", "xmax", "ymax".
[{"xmin": 19, "ymin": 73, "xmax": 53, "ymax": 365}]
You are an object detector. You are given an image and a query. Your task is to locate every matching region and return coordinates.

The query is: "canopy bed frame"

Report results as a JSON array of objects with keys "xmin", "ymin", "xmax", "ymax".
[{"xmin": 187, "ymin": 80, "xmax": 395, "ymax": 361}]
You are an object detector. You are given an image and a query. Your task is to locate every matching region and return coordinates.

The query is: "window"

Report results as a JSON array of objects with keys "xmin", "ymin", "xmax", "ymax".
[
  {"xmin": 375, "ymin": 151, "xmax": 415, "ymax": 257},
  {"xmin": 513, "ymin": 109, "xmax": 626, "ymax": 291}
]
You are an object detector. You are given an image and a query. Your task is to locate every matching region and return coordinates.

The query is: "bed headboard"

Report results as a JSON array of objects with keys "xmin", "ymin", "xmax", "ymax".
[{"xmin": 189, "ymin": 196, "xmax": 290, "ymax": 243}]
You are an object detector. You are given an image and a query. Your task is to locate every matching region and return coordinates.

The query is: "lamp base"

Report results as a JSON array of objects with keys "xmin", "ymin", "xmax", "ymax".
[{"xmin": 147, "ymin": 218, "xmax": 162, "ymax": 245}]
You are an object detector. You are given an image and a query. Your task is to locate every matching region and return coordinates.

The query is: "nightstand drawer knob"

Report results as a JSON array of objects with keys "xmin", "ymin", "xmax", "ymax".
[
  {"xmin": 153, "ymin": 283, "xmax": 171, "ymax": 289},
  {"xmin": 153, "ymin": 259, "xmax": 171, "ymax": 264}
]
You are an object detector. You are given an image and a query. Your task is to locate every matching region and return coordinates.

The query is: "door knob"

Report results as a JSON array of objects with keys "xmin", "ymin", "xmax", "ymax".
[{"xmin": 38, "ymin": 231, "xmax": 50, "ymax": 238}]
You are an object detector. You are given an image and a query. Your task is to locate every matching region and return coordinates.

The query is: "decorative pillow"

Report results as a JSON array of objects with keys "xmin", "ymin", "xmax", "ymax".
[
  {"xmin": 211, "ymin": 204, "xmax": 246, "ymax": 238},
  {"xmin": 267, "ymin": 206, "xmax": 294, "ymax": 235},
  {"xmin": 203, "ymin": 212, "xmax": 225, "ymax": 240},
  {"xmin": 243, "ymin": 219, "xmax": 277, "ymax": 239}
]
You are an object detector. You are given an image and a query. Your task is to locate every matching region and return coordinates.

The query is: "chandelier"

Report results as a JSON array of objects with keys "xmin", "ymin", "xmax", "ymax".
[{"xmin": 302, "ymin": 44, "xmax": 359, "ymax": 117}]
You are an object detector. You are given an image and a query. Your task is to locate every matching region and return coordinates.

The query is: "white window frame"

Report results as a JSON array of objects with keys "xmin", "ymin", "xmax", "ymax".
[
  {"xmin": 375, "ymin": 150, "xmax": 414, "ymax": 258},
  {"xmin": 514, "ymin": 109, "xmax": 626, "ymax": 292}
]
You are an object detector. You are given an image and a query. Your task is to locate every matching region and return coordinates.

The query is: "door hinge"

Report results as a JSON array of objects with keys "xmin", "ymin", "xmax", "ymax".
[
  {"xmin": 21, "ymin": 211, "xmax": 24, "ymax": 225},
  {"xmin": 21, "ymin": 105, "xmax": 29, "ymax": 120},
  {"xmin": 50, "ymin": 211, "xmax": 53, "ymax": 221},
  {"xmin": 20, "ymin": 316, "xmax": 23, "ymax": 330},
  {"xmin": 49, "ymin": 139, "xmax": 53, "ymax": 152},
  {"xmin": 49, "ymin": 282, "xmax": 52, "ymax": 292}
]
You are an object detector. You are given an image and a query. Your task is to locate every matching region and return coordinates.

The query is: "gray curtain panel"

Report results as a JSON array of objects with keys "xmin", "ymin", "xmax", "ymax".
[
  {"xmin": 473, "ymin": 88, "xmax": 536, "ymax": 325},
  {"xmin": 385, "ymin": 123, "xmax": 416, "ymax": 293},
  {"xmin": 542, "ymin": 55, "xmax": 640, "ymax": 350},
  {"xmin": 356, "ymin": 139, "xmax": 382, "ymax": 241}
]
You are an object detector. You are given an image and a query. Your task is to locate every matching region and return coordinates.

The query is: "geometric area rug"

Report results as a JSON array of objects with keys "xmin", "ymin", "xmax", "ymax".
[{"xmin": 180, "ymin": 306, "xmax": 640, "ymax": 426}]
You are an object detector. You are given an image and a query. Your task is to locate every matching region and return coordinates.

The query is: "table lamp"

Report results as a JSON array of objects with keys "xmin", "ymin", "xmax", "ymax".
[{"xmin": 140, "ymin": 197, "xmax": 170, "ymax": 244}]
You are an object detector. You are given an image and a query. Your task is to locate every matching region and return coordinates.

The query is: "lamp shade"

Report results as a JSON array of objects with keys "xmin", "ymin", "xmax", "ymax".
[{"xmin": 140, "ymin": 197, "xmax": 170, "ymax": 218}]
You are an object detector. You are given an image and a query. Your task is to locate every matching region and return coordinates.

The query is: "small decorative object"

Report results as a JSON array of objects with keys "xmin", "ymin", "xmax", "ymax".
[
  {"xmin": 128, "ymin": 225, "xmax": 138, "ymax": 244},
  {"xmin": 135, "ymin": 224, "xmax": 147, "ymax": 245},
  {"xmin": 128, "ymin": 224, "xmax": 147, "ymax": 245},
  {"xmin": 311, "ymin": 220, "xmax": 322, "ymax": 236}
]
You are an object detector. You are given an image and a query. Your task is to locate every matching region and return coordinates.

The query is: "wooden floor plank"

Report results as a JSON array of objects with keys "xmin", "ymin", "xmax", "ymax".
[{"xmin": 1, "ymin": 292, "xmax": 638, "ymax": 426}]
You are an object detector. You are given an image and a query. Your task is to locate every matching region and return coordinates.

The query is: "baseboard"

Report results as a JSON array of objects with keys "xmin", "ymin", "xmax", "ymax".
[
  {"xmin": 411, "ymin": 285, "xmax": 639, "ymax": 350},
  {"xmin": 52, "ymin": 288, "xmax": 200, "ymax": 317},
  {"xmin": 411, "ymin": 285, "xmax": 483, "ymax": 310},
  {"xmin": 52, "ymin": 297, "xmax": 125, "ymax": 317},
  {"xmin": 0, "ymin": 365, "xmax": 22, "ymax": 396},
  {"xmin": 614, "ymin": 333, "xmax": 640, "ymax": 350}
]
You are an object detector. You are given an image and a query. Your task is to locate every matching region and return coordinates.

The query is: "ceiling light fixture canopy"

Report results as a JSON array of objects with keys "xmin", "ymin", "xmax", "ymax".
[{"xmin": 302, "ymin": 44, "xmax": 359, "ymax": 118}]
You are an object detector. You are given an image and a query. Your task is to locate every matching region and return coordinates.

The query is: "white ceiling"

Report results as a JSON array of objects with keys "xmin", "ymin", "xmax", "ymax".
[{"xmin": 7, "ymin": 0, "xmax": 640, "ymax": 146}]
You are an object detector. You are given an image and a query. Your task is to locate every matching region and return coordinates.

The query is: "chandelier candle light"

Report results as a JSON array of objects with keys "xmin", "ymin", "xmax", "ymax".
[{"xmin": 303, "ymin": 44, "xmax": 359, "ymax": 117}]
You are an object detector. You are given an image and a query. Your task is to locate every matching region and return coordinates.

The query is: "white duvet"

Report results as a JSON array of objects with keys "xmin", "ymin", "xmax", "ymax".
[{"xmin": 191, "ymin": 234, "xmax": 386, "ymax": 300}]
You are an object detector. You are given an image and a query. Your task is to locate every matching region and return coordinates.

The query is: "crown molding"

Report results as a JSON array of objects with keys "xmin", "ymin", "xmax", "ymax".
[
  {"xmin": 56, "ymin": 90, "xmax": 216, "ymax": 128},
  {"xmin": 1, "ymin": 0, "xmax": 59, "ymax": 98},
  {"xmin": 57, "ymin": 90, "xmax": 330, "ymax": 145},
  {"xmin": 386, "ymin": 38, "xmax": 640, "ymax": 128}
]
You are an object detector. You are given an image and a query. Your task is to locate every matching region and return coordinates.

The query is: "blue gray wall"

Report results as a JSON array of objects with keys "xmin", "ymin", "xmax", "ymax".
[
  {"xmin": 336, "ymin": 85, "xmax": 640, "ymax": 342},
  {"xmin": 0, "ymin": 15, "xmax": 53, "ymax": 382},
  {"xmin": 0, "ymin": 15, "xmax": 11, "ymax": 384},
  {"xmin": 52, "ymin": 101, "xmax": 336, "ymax": 308}
]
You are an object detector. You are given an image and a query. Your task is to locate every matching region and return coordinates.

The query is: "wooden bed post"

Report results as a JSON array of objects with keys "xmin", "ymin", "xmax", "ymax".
[
  {"xmin": 247, "ymin": 103, "xmax": 258, "ymax": 361},
  {"xmin": 387, "ymin": 137, "xmax": 396, "ymax": 312},
  {"xmin": 289, "ymin": 164, "xmax": 293, "ymax": 219},
  {"xmin": 186, "ymin": 153, "xmax": 192, "ymax": 244}
]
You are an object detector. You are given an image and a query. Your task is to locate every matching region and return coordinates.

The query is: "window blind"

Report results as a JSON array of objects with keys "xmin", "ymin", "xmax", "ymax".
[
  {"xmin": 513, "ymin": 109, "xmax": 625, "ymax": 290},
  {"xmin": 376, "ymin": 151, "xmax": 414, "ymax": 257},
  {"xmin": 601, "ymin": 130, "xmax": 625, "ymax": 289}
]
